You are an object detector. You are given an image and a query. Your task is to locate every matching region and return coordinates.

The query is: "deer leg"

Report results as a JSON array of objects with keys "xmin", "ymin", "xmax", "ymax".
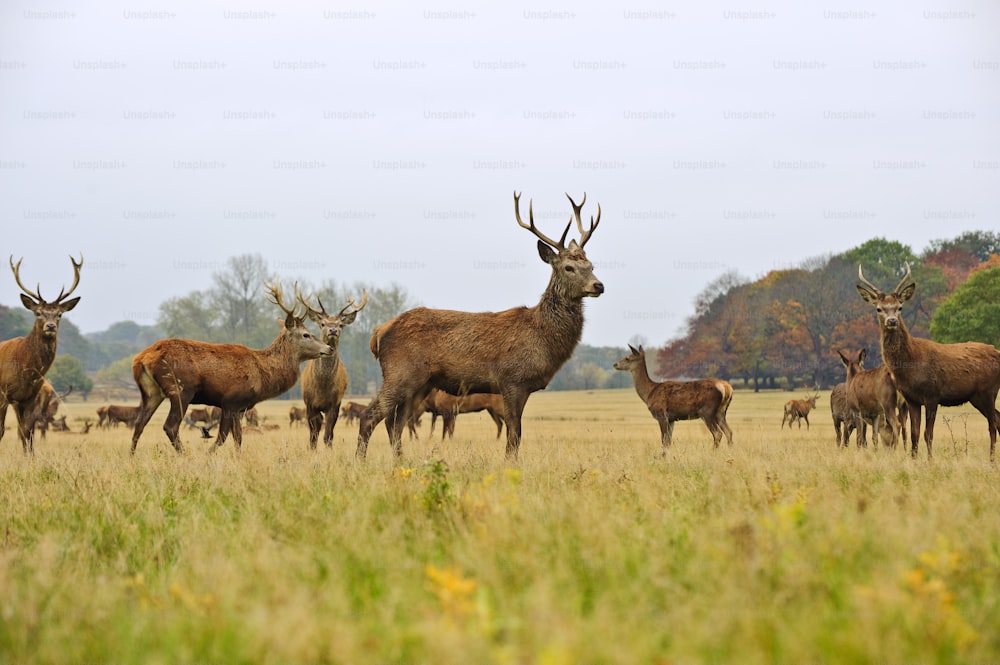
[
  {"xmin": 703, "ymin": 416, "xmax": 722, "ymax": 448},
  {"xmin": 429, "ymin": 412, "xmax": 437, "ymax": 437},
  {"xmin": 323, "ymin": 406, "xmax": 338, "ymax": 447},
  {"xmin": 501, "ymin": 391, "xmax": 529, "ymax": 460},
  {"xmin": 923, "ymin": 404, "xmax": 938, "ymax": 459},
  {"xmin": 0, "ymin": 401, "xmax": 7, "ymax": 443},
  {"xmin": 490, "ymin": 409, "xmax": 504, "ymax": 439},
  {"xmin": 906, "ymin": 402, "xmax": 922, "ymax": 458},
  {"xmin": 162, "ymin": 397, "xmax": 187, "ymax": 453},
  {"xmin": 357, "ymin": 395, "xmax": 389, "ymax": 459},
  {"xmin": 804, "ymin": 414, "xmax": 810, "ymax": 430},
  {"xmin": 718, "ymin": 412, "xmax": 734, "ymax": 446},
  {"xmin": 659, "ymin": 419, "xmax": 675, "ymax": 455},
  {"xmin": 443, "ymin": 413, "xmax": 455, "ymax": 440},
  {"xmin": 14, "ymin": 402, "xmax": 35, "ymax": 456},
  {"xmin": 968, "ymin": 397, "xmax": 999, "ymax": 463},
  {"xmin": 230, "ymin": 414, "xmax": 243, "ymax": 451},
  {"xmin": 855, "ymin": 415, "xmax": 867, "ymax": 448},
  {"xmin": 131, "ymin": 394, "xmax": 164, "ymax": 455},
  {"xmin": 306, "ymin": 406, "xmax": 322, "ymax": 449}
]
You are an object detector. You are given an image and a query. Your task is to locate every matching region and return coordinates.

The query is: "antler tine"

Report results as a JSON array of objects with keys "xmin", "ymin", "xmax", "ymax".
[
  {"xmin": 9, "ymin": 256, "xmax": 42, "ymax": 302},
  {"xmin": 295, "ymin": 284, "xmax": 326, "ymax": 318},
  {"xmin": 857, "ymin": 264, "xmax": 881, "ymax": 294},
  {"xmin": 53, "ymin": 253, "xmax": 84, "ymax": 304},
  {"xmin": 338, "ymin": 289, "xmax": 369, "ymax": 318},
  {"xmin": 264, "ymin": 280, "xmax": 298, "ymax": 318},
  {"xmin": 893, "ymin": 262, "xmax": 913, "ymax": 295},
  {"xmin": 513, "ymin": 191, "xmax": 566, "ymax": 249},
  {"xmin": 565, "ymin": 193, "xmax": 600, "ymax": 248}
]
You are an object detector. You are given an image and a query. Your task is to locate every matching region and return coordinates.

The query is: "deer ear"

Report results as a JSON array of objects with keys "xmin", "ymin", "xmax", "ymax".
[
  {"xmin": 59, "ymin": 297, "xmax": 80, "ymax": 313},
  {"xmin": 628, "ymin": 344, "xmax": 639, "ymax": 354},
  {"xmin": 897, "ymin": 282, "xmax": 916, "ymax": 303},
  {"xmin": 856, "ymin": 285, "xmax": 879, "ymax": 304},
  {"xmin": 537, "ymin": 240, "xmax": 557, "ymax": 265},
  {"xmin": 859, "ymin": 348, "xmax": 867, "ymax": 363},
  {"xmin": 837, "ymin": 350, "xmax": 850, "ymax": 366},
  {"xmin": 341, "ymin": 310, "xmax": 359, "ymax": 325},
  {"xmin": 20, "ymin": 293, "xmax": 38, "ymax": 311}
]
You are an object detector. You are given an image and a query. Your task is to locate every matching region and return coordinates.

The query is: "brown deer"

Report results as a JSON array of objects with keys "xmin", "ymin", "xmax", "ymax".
[
  {"xmin": 288, "ymin": 405, "xmax": 306, "ymax": 427},
  {"xmin": 857, "ymin": 264, "xmax": 1000, "ymax": 460},
  {"xmin": 837, "ymin": 348, "xmax": 901, "ymax": 449},
  {"xmin": 408, "ymin": 389, "xmax": 506, "ymax": 441},
  {"xmin": 105, "ymin": 404, "xmax": 141, "ymax": 428},
  {"xmin": 0, "ymin": 255, "xmax": 82, "ymax": 454},
  {"xmin": 613, "ymin": 344, "xmax": 734, "ymax": 454},
  {"xmin": 299, "ymin": 290, "xmax": 368, "ymax": 448},
  {"xmin": 830, "ymin": 383, "xmax": 855, "ymax": 447},
  {"xmin": 185, "ymin": 406, "xmax": 221, "ymax": 429},
  {"xmin": 781, "ymin": 393, "xmax": 819, "ymax": 429},
  {"xmin": 340, "ymin": 401, "xmax": 367, "ymax": 425},
  {"xmin": 245, "ymin": 407, "xmax": 259, "ymax": 427},
  {"xmin": 358, "ymin": 191, "xmax": 604, "ymax": 460},
  {"xmin": 130, "ymin": 283, "xmax": 333, "ymax": 454}
]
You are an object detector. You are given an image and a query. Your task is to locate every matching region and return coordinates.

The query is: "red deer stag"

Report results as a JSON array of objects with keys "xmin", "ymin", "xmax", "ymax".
[
  {"xmin": 358, "ymin": 191, "xmax": 604, "ymax": 460},
  {"xmin": 781, "ymin": 393, "xmax": 819, "ymax": 429},
  {"xmin": 857, "ymin": 264, "xmax": 1000, "ymax": 460},
  {"xmin": 299, "ymin": 290, "xmax": 368, "ymax": 448},
  {"xmin": 0, "ymin": 255, "xmax": 82, "ymax": 455},
  {"xmin": 130, "ymin": 283, "xmax": 333, "ymax": 454},
  {"xmin": 837, "ymin": 348, "xmax": 901, "ymax": 449},
  {"xmin": 613, "ymin": 344, "xmax": 734, "ymax": 454}
]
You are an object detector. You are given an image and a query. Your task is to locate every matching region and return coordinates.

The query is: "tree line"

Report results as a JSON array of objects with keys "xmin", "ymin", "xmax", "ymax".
[{"xmin": 655, "ymin": 232, "xmax": 1000, "ymax": 391}]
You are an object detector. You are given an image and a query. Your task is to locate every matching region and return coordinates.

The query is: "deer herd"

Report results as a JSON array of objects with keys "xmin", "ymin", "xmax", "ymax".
[{"xmin": 3, "ymin": 198, "xmax": 999, "ymax": 463}]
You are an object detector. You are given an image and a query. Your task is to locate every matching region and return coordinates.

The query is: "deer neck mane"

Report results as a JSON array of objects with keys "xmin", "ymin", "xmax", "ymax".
[
  {"xmin": 257, "ymin": 333, "xmax": 304, "ymax": 388},
  {"xmin": 25, "ymin": 324, "xmax": 59, "ymax": 372},
  {"xmin": 879, "ymin": 318, "xmax": 917, "ymax": 373},
  {"xmin": 537, "ymin": 283, "xmax": 586, "ymax": 353}
]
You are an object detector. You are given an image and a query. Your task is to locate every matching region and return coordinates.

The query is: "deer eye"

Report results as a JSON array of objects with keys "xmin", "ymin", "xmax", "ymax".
[{"xmin": 564, "ymin": 265, "xmax": 575, "ymax": 273}]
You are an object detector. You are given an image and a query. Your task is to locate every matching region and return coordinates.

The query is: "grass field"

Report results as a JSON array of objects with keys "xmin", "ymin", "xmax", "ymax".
[{"xmin": 2, "ymin": 388, "xmax": 998, "ymax": 664}]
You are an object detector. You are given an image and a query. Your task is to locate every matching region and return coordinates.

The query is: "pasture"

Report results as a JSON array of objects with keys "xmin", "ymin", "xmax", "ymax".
[{"xmin": 2, "ymin": 389, "xmax": 998, "ymax": 664}]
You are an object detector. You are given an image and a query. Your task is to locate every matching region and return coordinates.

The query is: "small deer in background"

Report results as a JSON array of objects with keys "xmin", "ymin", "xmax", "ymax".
[
  {"xmin": 829, "ymin": 383, "xmax": 857, "ymax": 447},
  {"xmin": 0, "ymin": 255, "xmax": 82, "ymax": 454},
  {"xmin": 130, "ymin": 283, "xmax": 332, "ymax": 454},
  {"xmin": 358, "ymin": 191, "xmax": 603, "ymax": 460},
  {"xmin": 857, "ymin": 263, "xmax": 1000, "ymax": 460},
  {"xmin": 781, "ymin": 393, "xmax": 819, "ymax": 430},
  {"xmin": 299, "ymin": 289, "xmax": 368, "ymax": 448},
  {"xmin": 288, "ymin": 406, "xmax": 306, "ymax": 427},
  {"xmin": 614, "ymin": 344, "xmax": 734, "ymax": 454},
  {"xmin": 837, "ymin": 348, "xmax": 901, "ymax": 449}
]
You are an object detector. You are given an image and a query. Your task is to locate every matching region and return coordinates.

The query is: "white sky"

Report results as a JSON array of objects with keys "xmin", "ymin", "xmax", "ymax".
[{"xmin": 1, "ymin": 0, "xmax": 998, "ymax": 348}]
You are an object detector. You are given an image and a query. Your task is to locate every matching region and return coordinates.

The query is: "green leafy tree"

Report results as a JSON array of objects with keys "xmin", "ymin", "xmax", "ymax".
[
  {"xmin": 47, "ymin": 355, "xmax": 94, "ymax": 399},
  {"xmin": 930, "ymin": 267, "xmax": 1000, "ymax": 345},
  {"xmin": 925, "ymin": 230, "xmax": 1000, "ymax": 263}
]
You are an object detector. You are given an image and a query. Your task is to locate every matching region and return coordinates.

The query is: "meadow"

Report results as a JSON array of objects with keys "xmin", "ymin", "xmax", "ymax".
[{"xmin": 1, "ymin": 388, "xmax": 998, "ymax": 665}]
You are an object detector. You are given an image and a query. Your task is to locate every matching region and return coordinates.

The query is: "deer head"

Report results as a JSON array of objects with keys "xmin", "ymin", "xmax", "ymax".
[
  {"xmin": 613, "ymin": 344, "xmax": 645, "ymax": 371},
  {"xmin": 856, "ymin": 263, "xmax": 916, "ymax": 332},
  {"xmin": 10, "ymin": 254, "xmax": 83, "ymax": 338},
  {"xmin": 264, "ymin": 282, "xmax": 333, "ymax": 360},
  {"xmin": 297, "ymin": 288, "xmax": 369, "ymax": 345},
  {"xmin": 514, "ymin": 191, "xmax": 604, "ymax": 299}
]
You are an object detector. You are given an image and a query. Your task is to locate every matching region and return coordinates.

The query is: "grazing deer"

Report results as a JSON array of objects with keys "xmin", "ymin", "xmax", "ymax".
[
  {"xmin": 130, "ymin": 283, "xmax": 333, "ymax": 454},
  {"xmin": 837, "ymin": 348, "xmax": 901, "ymax": 449},
  {"xmin": 105, "ymin": 404, "xmax": 141, "ymax": 428},
  {"xmin": 0, "ymin": 255, "xmax": 82, "ymax": 454},
  {"xmin": 288, "ymin": 405, "xmax": 306, "ymax": 427},
  {"xmin": 830, "ymin": 383, "xmax": 856, "ymax": 447},
  {"xmin": 613, "ymin": 344, "xmax": 734, "ymax": 454},
  {"xmin": 358, "ymin": 191, "xmax": 604, "ymax": 460},
  {"xmin": 857, "ymin": 264, "xmax": 1000, "ymax": 460},
  {"xmin": 299, "ymin": 290, "xmax": 368, "ymax": 448},
  {"xmin": 96, "ymin": 405, "xmax": 109, "ymax": 429},
  {"xmin": 407, "ymin": 389, "xmax": 506, "ymax": 441},
  {"xmin": 340, "ymin": 401, "xmax": 367, "ymax": 425},
  {"xmin": 781, "ymin": 393, "xmax": 819, "ymax": 429},
  {"xmin": 185, "ymin": 406, "xmax": 221, "ymax": 429}
]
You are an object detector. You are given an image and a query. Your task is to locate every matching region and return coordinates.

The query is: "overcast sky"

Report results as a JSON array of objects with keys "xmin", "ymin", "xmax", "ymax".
[{"xmin": 1, "ymin": 0, "xmax": 998, "ymax": 348}]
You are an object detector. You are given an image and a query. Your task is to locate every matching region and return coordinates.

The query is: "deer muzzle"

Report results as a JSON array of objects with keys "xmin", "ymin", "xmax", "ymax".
[{"xmin": 587, "ymin": 281, "xmax": 605, "ymax": 297}]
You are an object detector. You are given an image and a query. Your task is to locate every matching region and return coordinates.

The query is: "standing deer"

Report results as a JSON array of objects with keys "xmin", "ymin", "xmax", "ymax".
[
  {"xmin": 104, "ymin": 404, "xmax": 141, "ymax": 428},
  {"xmin": 0, "ymin": 255, "xmax": 82, "ymax": 455},
  {"xmin": 830, "ymin": 383, "xmax": 857, "ymax": 447},
  {"xmin": 857, "ymin": 264, "xmax": 1000, "ymax": 460},
  {"xmin": 340, "ymin": 401, "xmax": 367, "ymax": 425},
  {"xmin": 837, "ymin": 348, "xmax": 901, "ymax": 449},
  {"xmin": 407, "ymin": 389, "xmax": 506, "ymax": 441},
  {"xmin": 288, "ymin": 405, "xmax": 306, "ymax": 427},
  {"xmin": 130, "ymin": 283, "xmax": 333, "ymax": 454},
  {"xmin": 299, "ymin": 290, "xmax": 368, "ymax": 448},
  {"xmin": 614, "ymin": 344, "xmax": 733, "ymax": 454},
  {"xmin": 358, "ymin": 191, "xmax": 604, "ymax": 460},
  {"xmin": 781, "ymin": 393, "xmax": 819, "ymax": 429}
]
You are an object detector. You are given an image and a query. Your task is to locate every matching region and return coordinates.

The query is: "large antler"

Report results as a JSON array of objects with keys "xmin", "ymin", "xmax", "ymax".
[
  {"xmin": 338, "ymin": 290, "xmax": 369, "ymax": 318},
  {"xmin": 514, "ymin": 191, "xmax": 571, "ymax": 250},
  {"xmin": 9, "ymin": 254, "xmax": 83, "ymax": 304},
  {"xmin": 265, "ymin": 281, "xmax": 300, "ymax": 319},
  {"xmin": 858, "ymin": 262, "xmax": 912, "ymax": 296},
  {"xmin": 565, "ymin": 192, "xmax": 601, "ymax": 248}
]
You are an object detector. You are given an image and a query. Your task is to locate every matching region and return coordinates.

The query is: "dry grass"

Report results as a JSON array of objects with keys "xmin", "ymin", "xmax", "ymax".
[{"xmin": 1, "ymin": 389, "xmax": 998, "ymax": 664}]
